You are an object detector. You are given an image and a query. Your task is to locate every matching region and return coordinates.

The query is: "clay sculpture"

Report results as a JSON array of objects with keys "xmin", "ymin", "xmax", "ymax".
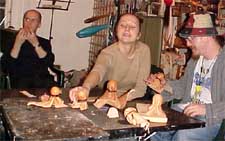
[
  {"xmin": 124, "ymin": 93, "xmax": 168, "ymax": 128},
  {"xmin": 94, "ymin": 80, "xmax": 134, "ymax": 109},
  {"xmin": 141, "ymin": 94, "xmax": 168, "ymax": 123},
  {"xmin": 70, "ymin": 91, "xmax": 88, "ymax": 111},
  {"xmin": 145, "ymin": 73, "xmax": 165, "ymax": 93},
  {"xmin": 27, "ymin": 86, "xmax": 68, "ymax": 108},
  {"xmin": 124, "ymin": 107, "xmax": 150, "ymax": 129}
]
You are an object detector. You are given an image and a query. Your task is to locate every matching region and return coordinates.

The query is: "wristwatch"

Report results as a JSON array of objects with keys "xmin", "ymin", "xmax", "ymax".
[
  {"xmin": 35, "ymin": 43, "xmax": 41, "ymax": 49},
  {"xmin": 36, "ymin": 43, "xmax": 41, "ymax": 47}
]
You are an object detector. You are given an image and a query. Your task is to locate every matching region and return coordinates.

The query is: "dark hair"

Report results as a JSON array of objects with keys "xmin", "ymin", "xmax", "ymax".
[
  {"xmin": 215, "ymin": 35, "xmax": 225, "ymax": 47},
  {"xmin": 23, "ymin": 9, "xmax": 42, "ymax": 22},
  {"xmin": 112, "ymin": 13, "xmax": 142, "ymax": 42},
  {"xmin": 116, "ymin": 13, "xmax": 142, "ymax": 31}
]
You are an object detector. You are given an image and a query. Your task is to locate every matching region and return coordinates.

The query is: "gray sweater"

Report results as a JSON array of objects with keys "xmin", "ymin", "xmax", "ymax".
[{"xmin": 162, "ymin": 47, "xmax": 225, "ymax": 126}]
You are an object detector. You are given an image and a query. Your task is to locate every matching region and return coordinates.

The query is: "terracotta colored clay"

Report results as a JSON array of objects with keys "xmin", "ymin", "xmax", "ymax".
[
  {"xmin": 70, "ymin": 90, "xmax": 88, "ymax": 111},
  {"xmin": 146, "ymin": 73, "xmax": 165, "ymax": 93},
  {"xmin": 124, "ymin": 107, "xmax": 149, "ymax": 128},
  {"xmin": 27, "ymin": 87, "xmax": 67, "ymax": 108},
  {"xmin": 141, "ymin": 94, "xmax": 168, "ymax": 123},
  {"xmin": 94, "ymin": 80, "xmax": 132, "ymax": 109}
]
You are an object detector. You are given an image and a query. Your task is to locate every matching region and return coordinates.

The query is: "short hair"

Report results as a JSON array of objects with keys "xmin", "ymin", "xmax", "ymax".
[
  {"xmin": 112, "ymin": 13, "xmax": 142, "ymax": 42},
  {"xmin": 23, "ymin": 9, "xmax": 42, "ymax": 22},
  {"xmin": 116, "ymin": 13, "xmax": 143, "ymax": 31}
]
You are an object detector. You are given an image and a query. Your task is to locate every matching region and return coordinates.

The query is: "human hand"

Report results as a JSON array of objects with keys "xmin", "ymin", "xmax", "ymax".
[
  {"xmin": 14, "ymin": 28, "xmax": 27, "ymax": 46},
  {"xmin": 144, "ymin": 73, "xmax": 166, "ymax": 94},
  {"xmin": 25, "ymin": 28, "xmax": 39, "ymax": 47},
  {"xmin": 183, "ymin": 103, "xmax": 206, "ymax": 117},
  {"xmin": 69, "ymin": 86, "xmax": 89, "ymax": 102}
]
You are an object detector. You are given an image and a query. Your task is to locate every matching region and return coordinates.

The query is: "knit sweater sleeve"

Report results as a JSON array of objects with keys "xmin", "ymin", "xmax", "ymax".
[
  {"xmin": 91, "ymin": 49, "xmax": 111, "ymax": 81},
  {"xmin": 162, "ymin": 59, "xmax": 196, "ymax": 102},
  {"xmin": 83, "ymin": 48, "xmax": 111, "ymax": 89},
  {"xmin": 205, "ymin": 53, "xmax": 225, "ymax": 126}
]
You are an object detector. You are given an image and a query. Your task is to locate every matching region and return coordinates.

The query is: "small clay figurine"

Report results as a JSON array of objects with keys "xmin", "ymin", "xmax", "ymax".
[
  {"xmin": 124, "ymin": 107, "xmax": 150, "ymax": 129},
  {"xmin": 124, "ymin": 93, "xmax": 168, "ymax": 128},
  {"xmin": 141, "ymin": 94, "xmax": 168, "ymax": 123},
  {"xmin": 145, "ymin": 73, "xmax": 165, "ymax": 93},
  {"xmin": 94, "ymin": 80, "xmax": 134, "ymax": 109},
  {"xmin": 70, "ymin": 90, "xmax": 88, "ymax": 111},
  {"xmin": 27, "ymin": 86, "xmax": 68, "ymax": 108}
]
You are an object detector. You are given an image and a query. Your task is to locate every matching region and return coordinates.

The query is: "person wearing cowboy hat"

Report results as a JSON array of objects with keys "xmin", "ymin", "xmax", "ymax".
[{"xmin": 146, "ymin": 12, "xmax": 225, "ymax": 141}]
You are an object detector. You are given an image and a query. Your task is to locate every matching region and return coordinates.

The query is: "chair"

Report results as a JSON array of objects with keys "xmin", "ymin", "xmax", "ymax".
[
  {"xmin": 0, "ymin": 72, "xmax": 11, "ymax": 89},
  {"xmin": 49, "ymin": 65, "xmax": 65, "ymax": 87}
]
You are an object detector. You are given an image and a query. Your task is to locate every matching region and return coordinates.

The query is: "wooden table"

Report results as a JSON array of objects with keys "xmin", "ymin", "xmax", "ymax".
[{"xmin": 0, "ymin": 88, "xmax": 205, "ymax": 140}]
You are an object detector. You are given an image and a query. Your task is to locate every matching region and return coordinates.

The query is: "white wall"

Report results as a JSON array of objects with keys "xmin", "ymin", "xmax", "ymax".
[{"xmin": 6, "ymin": 0, "xmax": 93, "ymax": 71}]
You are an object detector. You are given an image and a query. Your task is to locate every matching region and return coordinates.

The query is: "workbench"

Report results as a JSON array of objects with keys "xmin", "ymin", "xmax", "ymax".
[{"xmin": 0, "ymin": 88, "xmax": 205, "ymax": 140}]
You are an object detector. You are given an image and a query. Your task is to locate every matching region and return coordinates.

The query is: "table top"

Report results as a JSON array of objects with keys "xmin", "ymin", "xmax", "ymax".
[
  {"xmin": 1, "ymin": 98, "xmax": 109, "ymax": 140},
  {"xmin": 0, "ymin": 88, "xmax": 205, "ymax": 140}
]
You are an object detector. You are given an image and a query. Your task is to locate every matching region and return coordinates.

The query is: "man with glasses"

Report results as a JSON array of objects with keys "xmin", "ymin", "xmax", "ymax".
[
  {"xmin": 1, "ymin": 9, "xmax": 56, "ymax": 88},
  {"xmin": 146, "ymin": 12, "xmax": 225, "ymax": 141}
]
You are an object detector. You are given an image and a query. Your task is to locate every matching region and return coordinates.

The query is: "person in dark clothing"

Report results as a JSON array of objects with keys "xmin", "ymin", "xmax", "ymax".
[{"xmin": 1, "ymin": 9, "xmax": 56, "ymax": 88}]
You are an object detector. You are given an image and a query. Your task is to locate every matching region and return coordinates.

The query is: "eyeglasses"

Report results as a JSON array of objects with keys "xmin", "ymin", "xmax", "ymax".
[
  {"xmin": 185, "ymin": 37, "xmax": 192, "ymax": 42},
  {"xmin": 24, "ymin": 17, "xmax": 39, "ymax": 22}
]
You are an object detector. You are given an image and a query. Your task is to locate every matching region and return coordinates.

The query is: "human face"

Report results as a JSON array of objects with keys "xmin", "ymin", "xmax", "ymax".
[
  {"xmin": 185, "ymin": 36, "xmax": 206, "ymax": 57},
  {"xmin": 116, "ymin": 14, "xmax": 141, "ymax": 44},
  {"xmin": 23, "ymin": 10, "xmax": 41, "ymax": 33}
]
